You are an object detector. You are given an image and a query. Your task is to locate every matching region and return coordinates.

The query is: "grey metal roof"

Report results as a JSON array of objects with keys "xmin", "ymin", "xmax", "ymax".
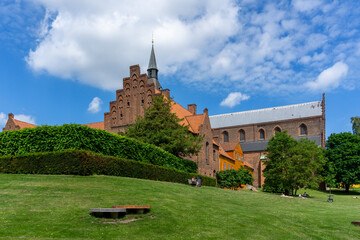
[
  {"xmin": 148, "ymin": 44, "xmax": 157, "ymax": 70},
  {"xmin": 210, "ymin": 101, "xmax": 323, "ymax": 129},
  {"xmin": 241, "ymin": 135, "xmax": 322, "ymax": 152}
]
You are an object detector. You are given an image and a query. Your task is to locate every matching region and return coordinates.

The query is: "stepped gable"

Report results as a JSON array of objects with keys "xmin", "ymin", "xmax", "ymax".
[{"xmin": 210, "ymin": 101, "xmax": 323, "ymax": 128}]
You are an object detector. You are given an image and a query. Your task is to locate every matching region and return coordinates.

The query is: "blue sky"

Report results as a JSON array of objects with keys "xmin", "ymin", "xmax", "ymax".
[{"xmin": 1, "ymin": 0, "xmax": 359, "ymax": 137}]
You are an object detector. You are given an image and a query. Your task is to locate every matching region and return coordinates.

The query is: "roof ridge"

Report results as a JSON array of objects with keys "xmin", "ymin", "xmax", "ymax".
[
  {"xmin": 13, "ymin": 119, "xmax": 37, "ymax": 126},
  {"xmin": 210, "ymin": 101, "xmax": 322, "ymax": 118}
]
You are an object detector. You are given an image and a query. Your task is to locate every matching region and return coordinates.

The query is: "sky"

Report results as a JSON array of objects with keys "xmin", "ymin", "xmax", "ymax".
[{"xmin": 1, "ymin": 0, "xmax": 359, "ymax": 137}]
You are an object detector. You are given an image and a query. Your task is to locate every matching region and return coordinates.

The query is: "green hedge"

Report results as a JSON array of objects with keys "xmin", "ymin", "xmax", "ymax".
[
  {"xmin": 0, "ymin": 150, "xmax": 216, "ymax": 187},
  {"xmin": 0, "ymin": 124, "xmax": 197, "ymax": 173},
  {"xmin": 216, "ymin": 168, "xmax": 253, "ymax": 189}
]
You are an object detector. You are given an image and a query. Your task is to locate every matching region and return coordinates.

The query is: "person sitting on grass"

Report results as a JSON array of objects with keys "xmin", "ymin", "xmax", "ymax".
[
  {"xmin": 191, "ymin": 176, "xmax": 196, "ymax": 185},
  {"xmin": 298, "ymin": 194, "xmax": 306, "ymax": 199},
  {"xmin": 196, "ymin": 177, "xmax": 202, "ymax": 188}
]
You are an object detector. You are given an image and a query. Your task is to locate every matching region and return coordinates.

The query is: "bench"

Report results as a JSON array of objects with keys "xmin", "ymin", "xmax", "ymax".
[
  {"xmin": 90, "ymin": 205, "xmax": 151, "ymax": 218},
  {"xmin": 112, "ymin": 205, "xmax": 151, "ymax": 214},
  {"xmin": 90, "ymin": 208, "xmax": 126, "ymax": 219},
  {"xmin": 188, "ymin": 179, "xmax": 196, "ymax": 186}
]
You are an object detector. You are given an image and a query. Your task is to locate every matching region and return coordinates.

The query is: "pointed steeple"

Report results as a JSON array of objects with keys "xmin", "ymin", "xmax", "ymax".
[
  {"xmin": 147, "ymin": 38, "xmax": 162, "ymax": 90},
  {"xmin": 147, "ymin": 39, "xmax": 158, "ymax": 79}
]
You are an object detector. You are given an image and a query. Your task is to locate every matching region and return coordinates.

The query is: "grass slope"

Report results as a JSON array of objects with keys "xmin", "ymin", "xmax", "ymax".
[{"xmin": 0, "ymin": 174, "xmax": 359, "ymax": 239}]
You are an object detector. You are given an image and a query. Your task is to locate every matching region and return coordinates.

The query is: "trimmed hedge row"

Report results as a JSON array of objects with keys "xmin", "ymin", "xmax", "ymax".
[
  {"xmin": 0, "ymin": 124, "xmax": 197, "ymax": 173},
  {"xmin": 0, "ymin": 150, "xmax": 216, "ymax": 187}
]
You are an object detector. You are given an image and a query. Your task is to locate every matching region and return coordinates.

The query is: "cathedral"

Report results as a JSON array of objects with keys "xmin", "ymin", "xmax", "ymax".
[{"xmin": 2, "ymin": 43, "xmax": 325, "ymax": 187}]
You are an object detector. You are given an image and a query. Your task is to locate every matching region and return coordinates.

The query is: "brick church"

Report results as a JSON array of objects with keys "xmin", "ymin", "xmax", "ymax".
[{"xmin": 2, "ymin": 43, "xmax": 325, "ymax": 186}]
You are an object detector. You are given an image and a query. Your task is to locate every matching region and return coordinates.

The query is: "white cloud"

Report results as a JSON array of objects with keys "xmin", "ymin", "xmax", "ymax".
[
  {"xmin": 0, "ymin": 112, "xmax": 7, "ymax": 126},
  {"xmin": 23, "ymin": 0, "xmax": 360, "ymax": 95},
  {"xmin": 292, "ymin": 0, "xmax": 323, "ymax": 12},
  {"xmin": 26, "ymin": 0, "xmax": 239, "ymax": 90},
  {"xmin": 88, "ymin": 97, "xmax": 102, "ymax": 113},
  {"xmin": 220, "ymin": 92, "xmax": 250, "ymax": 108},
  {"xmin": 306, "ymin": 62, "xmax": 349, "ymax": 91},
  {"xmin": 14, "ymin": 114, "xmax": 36, "ymax": 125}
]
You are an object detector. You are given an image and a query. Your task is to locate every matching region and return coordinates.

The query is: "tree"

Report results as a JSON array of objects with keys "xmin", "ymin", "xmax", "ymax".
[
  {"xmin": 325, "ymin": 132, "xmax": 360, "ymax": 192},
  {"xmin": 124, "ymin": 95, "xmax": 203, "ymax": 158},
  {"xmin": 262, "ymin": 131, "xmax": 325, "ymax": 195},
  {"xmin": 351, "ymin": 117, "xmax": 360, "ymax": 136},
  {"xmin": 216, "ymin": 167, "xmax": 253, "ymax": 189}
]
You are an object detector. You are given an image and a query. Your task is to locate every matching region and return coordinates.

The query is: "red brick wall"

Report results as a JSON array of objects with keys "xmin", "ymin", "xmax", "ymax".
[
  {"xmin": 104, "ymin": 65, "xmax": 161, "ymax": 134},
  {"xmin": 212, "ymin": 115, "xmax": 325, "ymax": 187},
  {"xmin": 213, "ymin": 116, "xmax": 324, "ymax": 144}
]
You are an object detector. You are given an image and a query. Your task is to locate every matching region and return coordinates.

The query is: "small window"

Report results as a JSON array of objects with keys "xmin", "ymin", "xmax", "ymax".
[
  {"xmin": 259, "ymin": 129, "xmax": 265, "ymax": 140},
  {"xmin": 224, "ymin": 163, "xmax": 226, "ymax": 170},
  {"xmin": 223, "ymin": 131, "xmax": 229, "ymax": 143},
  {"xmin": 213, "ymin": 150, "xmax": 216, "ymax": 161},
  {"xmin": 127, "ymin": 101, "xmax": 130, "ymax": 107},
  {"xmin": 120, "ymin": 112, "xmax": 123, "ymax": 120},
  {"xmin": 239, "ymin": 129, "xmax": 245, "ymax": 142},
  {"xmin": 235, "ymin": 152, "xmax": 237, "ymax": 160},
  {"xmin": 141, "ymin": 99, "xmax": 144, "ymax": 106},
  {"xmin": 300, "ymin": 124, "xmax": 307, "ymax": 136}
]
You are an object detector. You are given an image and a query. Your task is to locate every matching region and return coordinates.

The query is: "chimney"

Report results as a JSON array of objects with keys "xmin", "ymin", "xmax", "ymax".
[
  {"xmin": 8, "ymin": 113, "xmax": 14, "ymax": 119},
  {"xmin": 203, "ymin": 108, "xmax": 208, "ymax": 115},
  {"xmin": 187, "ymin": 104, "xmax": 197, "ymax": 115}
]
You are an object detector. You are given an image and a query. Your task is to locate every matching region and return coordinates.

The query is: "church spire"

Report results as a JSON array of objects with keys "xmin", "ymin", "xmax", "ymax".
[
  {"xmin": 147, "ymin": 37, "xmax": 162, "ymax": 90},
  {"xmin": 147, "ymin": 37, "xmax": 158, "ymax": 80}
]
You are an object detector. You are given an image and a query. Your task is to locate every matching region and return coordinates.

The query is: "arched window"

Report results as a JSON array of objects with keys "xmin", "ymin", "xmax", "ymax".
[
  {"xmin": 239, "ymin": 129, "xmax": 245, "ymax": 142},
  {"xmin": 300, "ymin": 124, "xmax": 307, "ymax": 136},
  {"xmin": 274, "ymin": 127, "xmax": 281, "ymax": 135},
  {"xmin": 223, "ymin": 131, "xmax": 229, "ymax": 143},
  {"xmin": 259, "ymin": 129, "xmax": 265, "ymax": 140},
  {"xmin": 205, "ymin": 142, "xmax": 209, "ymax": 164}
]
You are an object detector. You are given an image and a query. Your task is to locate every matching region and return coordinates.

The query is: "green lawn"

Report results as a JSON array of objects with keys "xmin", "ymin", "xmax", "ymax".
[{"xmin": 0, "ymin": 174, "xmax": 359, "ymax": 239}]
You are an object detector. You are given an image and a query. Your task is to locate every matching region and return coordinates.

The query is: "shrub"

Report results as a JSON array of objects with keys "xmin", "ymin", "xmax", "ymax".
[
  {"xmin": 216, "ymin": 168, "xmax": 253, "ymax": 189},
  {"xmin": 0, "ymin": 124, "xmax": 197, "ymax": 173},
  {"xmin": 0, "ymin": 150, "xmax": 216, "ymax": 187}
]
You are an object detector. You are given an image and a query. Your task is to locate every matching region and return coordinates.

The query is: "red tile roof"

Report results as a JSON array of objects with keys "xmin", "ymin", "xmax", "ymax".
[
  {"xmin": 219, "ymin": 144, "xmax": 234, "ymax": 161},
  {"xmin": 185, "ymin": 114, "xmax": 205, "ymax": 133},
  {"xmin": 82, "ymin": 121, "xmax": 105, "ymax": 130},
  {"xmin": 12, "ymin": 119, "xmax": 38, "ymax": 129},
  {"xmin": 221, "ymin": 142, "xmax": 239, "ymax": 152}
]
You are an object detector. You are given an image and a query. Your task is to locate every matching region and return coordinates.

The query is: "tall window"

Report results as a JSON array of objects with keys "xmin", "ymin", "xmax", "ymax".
[
  {"xmin": 259, "ymin": 129, "xmax": 265, "ymax": 140},
  {"xmin": 213, "ymin": 150, "xmax": 216, "ymax": 161},
  {"xmin": 239, "ymin": 129, "xmax": 245, "ymax": 142},
  {"xmin": 223, "ymin": 131, "xmax": 229, "ymax": 143},
  {"xmin": 205, "ymin": 142, "xmax": 209, "ymax": 164},
  {"xmin": 274, "ymin": 127, "xmax": 281, "ymax": 135},
  {"xmin": 300, "ymin": 124, "xmax": 307, "ymax": 136}
]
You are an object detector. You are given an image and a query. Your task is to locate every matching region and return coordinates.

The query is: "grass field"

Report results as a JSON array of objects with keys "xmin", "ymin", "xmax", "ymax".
[{"xmin": 0, "ymin": 174, "xmax": 360, "ymax": 239}]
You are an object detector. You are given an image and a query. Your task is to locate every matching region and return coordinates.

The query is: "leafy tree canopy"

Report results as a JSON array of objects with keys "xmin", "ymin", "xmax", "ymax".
[
  {"xmin": 351, "ymin": 117, "xmax": 360, "ymax": 136},
  {"xmin": 263, "ymin": 131, "xmax": 325, "ymax": 195},
  {"xmin": 124, "ymin": 95, "xmax": 203, "ymax": 158},
  {"xmin": 216, "ymin": 167, "xmax": 253, "ymax": 189},
  {"xmin": 325, "ymin": 132, "xmax": 360, "ymax": 192}
]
